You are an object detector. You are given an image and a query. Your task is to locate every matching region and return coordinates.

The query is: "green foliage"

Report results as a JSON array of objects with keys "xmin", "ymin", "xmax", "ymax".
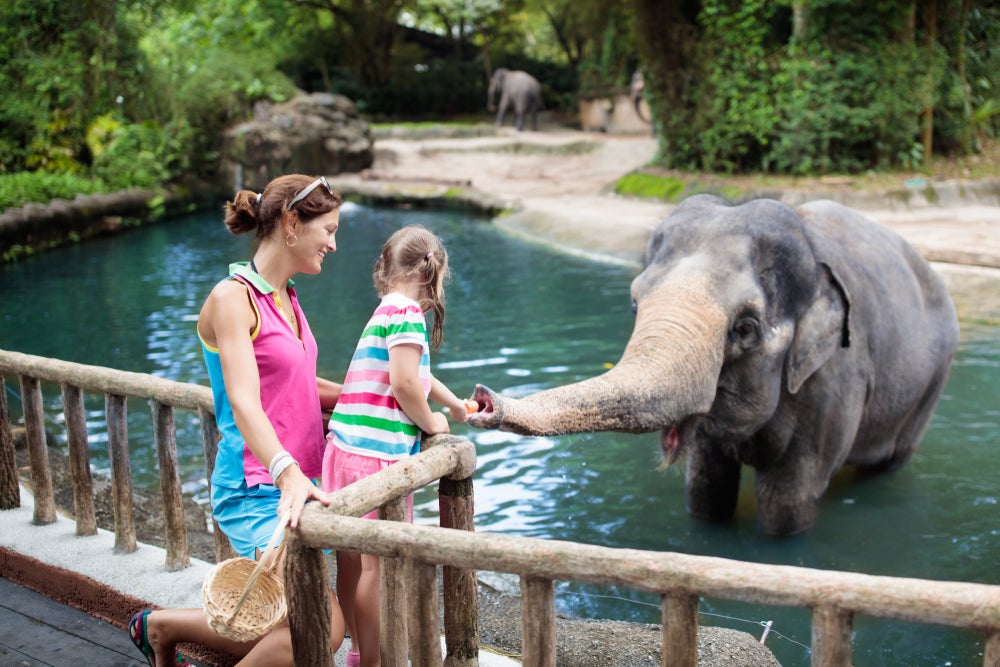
[
  {"xmin": 768, "ymin": 45, "xmax": 925, "ymax": 174},
  {"xmin": 575, "ymin": 3, "xmax": 639, "ymax": 95},
  {"xmin": 649, "ymin": 0, "xmax": 975, "ymax": 175},
  {"xmin": 614, "ymin": 172, "xmax": 686, "ymax": 201},
  {"xmin": 0, "ymin": 172, "xmax": 104, "ymax": 211},
  {"xmin": 88, "ymin": 119, "xmax": 174, "ymax": 190},
  {"xmin": 0, "ymin": 0, "xmax": 154, "ymax": 174},
  {"xmin": 138, "ymin": 3, "xmax": 299, "ymax": 176},
  {"xmin": 689, "ymin": 0, "xmax": 782, "ymax": 173}
]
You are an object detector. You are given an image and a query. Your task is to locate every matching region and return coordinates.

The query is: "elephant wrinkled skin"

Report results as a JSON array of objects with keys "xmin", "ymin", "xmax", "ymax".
[{"xmin": 469, "ymin": 195, "xmax": 960, "ymax": 536}]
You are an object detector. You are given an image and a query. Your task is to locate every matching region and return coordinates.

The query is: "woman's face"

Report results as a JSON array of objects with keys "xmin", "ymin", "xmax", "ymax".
[{"xmin": 294, "ymin": 208, "xmax": 340, "ymax": 274}]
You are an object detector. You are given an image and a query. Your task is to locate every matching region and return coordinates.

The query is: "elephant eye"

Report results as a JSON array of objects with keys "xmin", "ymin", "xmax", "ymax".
[
  {"xmin": 732, "ymin": 317, "xmax": 761, "ymax": 346},
  {"xmin": 630, "ymin": 298, "xmax": 638, "ymax": 315}
]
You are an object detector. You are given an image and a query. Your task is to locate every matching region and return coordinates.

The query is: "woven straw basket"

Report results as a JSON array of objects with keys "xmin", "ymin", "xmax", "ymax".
[{"xmin": 202, "ymin": 513, "xmax": 289, "ymax": 642}]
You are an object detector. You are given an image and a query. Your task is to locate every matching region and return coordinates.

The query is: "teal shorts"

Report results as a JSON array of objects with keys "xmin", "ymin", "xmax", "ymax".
[{"xmin": 211, "ymin": 481, "xmax": 281, "ymax": 560}]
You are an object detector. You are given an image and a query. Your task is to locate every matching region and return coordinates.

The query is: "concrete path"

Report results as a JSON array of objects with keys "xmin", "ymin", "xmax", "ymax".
[{"xmin": 336, "ymin": 128, "xmax": 1000, "ymax": 321}]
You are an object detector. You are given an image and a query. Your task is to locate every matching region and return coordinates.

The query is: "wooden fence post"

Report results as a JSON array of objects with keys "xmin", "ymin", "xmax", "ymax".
[
  {"xmin": 105, "ymin": 393, "xmax": 136, "ymax": 553},
  {"xmin": 198, "ymin": 406, "xmax": 235, "ymax": 562},
  {"xmin": 151, "ymin": 401, "xmax": 189, "ymax": 570},
  {"xmin": 380, "ymin": 496, "xmax": 410, "ymax": 667},
  {"xmin": 286, "ymin": 531, "xmax": 335, "ymax": 667},
  {"xmin": 662, "ymin": 591, "xmax": 698, "ymax": 667},
  {"xmin": 20, "ymin": 375, "xmax": 55, "ymax": 525},
  {"xmin": 811, "ymin": 605, "xmax": 852, "ymax": 667},
  {"xmin": 984, "ymin": 631, "xmax": 1000, "ymax": 667},
  {"xmin": 439, "ymin": 475, "xmax": 479, "ymax": 667},
  {"xmin": 407, "ymin": 558, "xmax": 442, "ymax": 667},
  {"xmin": 521, "ymin": 575, "xmax": 556, "ymax": 667},
  {"xmin": 0, "ymin": 374, "xmax": 19, "ymax": 510},
  {"xmin": 61, "ymin": 383, "xmax": 96, "ymax": 536}
]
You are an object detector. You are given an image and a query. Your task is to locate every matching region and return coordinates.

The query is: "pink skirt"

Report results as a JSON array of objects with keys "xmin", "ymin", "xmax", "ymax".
[{"xmin": 323, "ymin": 444, "xmax": 413, "ymax": 521}]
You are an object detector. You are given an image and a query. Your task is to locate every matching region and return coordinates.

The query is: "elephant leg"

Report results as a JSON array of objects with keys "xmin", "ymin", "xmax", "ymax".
[
  {"xmin": 496, "ymin": 96, "xmax": 509, "ymax": 126},
  {"xmin": 685, "ymin": 444, "xmax": 741, "ymax": 522},
  {"xmin": 753, "ymin": 464, "xmax": 822, "ymax": 536}
]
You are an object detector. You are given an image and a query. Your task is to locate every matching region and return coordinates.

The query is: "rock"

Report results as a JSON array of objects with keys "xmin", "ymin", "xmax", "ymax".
[{"xmin": 218, "ymin": 92, "xmax": 375, "ymax": 193}]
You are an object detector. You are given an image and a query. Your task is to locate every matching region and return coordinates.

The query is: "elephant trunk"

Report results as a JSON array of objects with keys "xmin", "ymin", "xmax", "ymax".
[{"xmin": 469, "ymin": 281, "xmax": 728, "ymax": 436}]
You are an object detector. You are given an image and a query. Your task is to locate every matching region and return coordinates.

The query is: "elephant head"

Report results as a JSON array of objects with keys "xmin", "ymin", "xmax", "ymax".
[
  {"xmin": 469, "ymin": 195, "xmax": 958, "ymax": 536},
  {"xmin": 487, "ymin": 68, "xmax": 509, "ymax": 112}
]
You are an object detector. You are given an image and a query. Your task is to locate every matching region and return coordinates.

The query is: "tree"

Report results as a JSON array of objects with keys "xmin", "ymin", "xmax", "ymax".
[
  {"xmin": 293, "ymin": 0, "xmax": 408, "ymax": 87},
  {"xmin": 0, "ymin": 0, "xmax": 153, "ymax": 172}
]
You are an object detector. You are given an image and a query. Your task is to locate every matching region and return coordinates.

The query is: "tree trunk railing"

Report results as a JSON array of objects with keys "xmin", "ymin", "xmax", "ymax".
[{"xmin": 2, "ymin": 349, "xmax": 999, "ymax": 667}]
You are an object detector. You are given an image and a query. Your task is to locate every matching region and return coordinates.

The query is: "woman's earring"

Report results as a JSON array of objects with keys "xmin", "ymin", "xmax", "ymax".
[{"xmin": 285, "ymin": 234, "xmax": 298, "ymax": 247}]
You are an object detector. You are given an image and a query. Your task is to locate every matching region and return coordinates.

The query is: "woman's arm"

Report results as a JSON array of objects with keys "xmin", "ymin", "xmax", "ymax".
[
  {"xmin": 389, "ymin": 343, "xmax": 449, "ymax": 435},
  {"xmin": 316, "ymin": 377, "xmax": 342, "ymax": 411}
]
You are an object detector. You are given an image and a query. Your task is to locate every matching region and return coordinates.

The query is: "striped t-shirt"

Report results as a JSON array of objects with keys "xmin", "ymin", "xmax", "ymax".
[{"xmin": 327, "ymin": 292, "xmax": 431, "ymax": 460}]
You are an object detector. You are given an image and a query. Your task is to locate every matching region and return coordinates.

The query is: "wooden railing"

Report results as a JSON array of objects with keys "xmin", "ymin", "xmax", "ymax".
[
  {"xmin": 0, "ymin": 349, "xmax": 232, "ymax": 567},
  {"xmin": 2, "ymin": 349, "xmax": 999, "ymax": 667}
]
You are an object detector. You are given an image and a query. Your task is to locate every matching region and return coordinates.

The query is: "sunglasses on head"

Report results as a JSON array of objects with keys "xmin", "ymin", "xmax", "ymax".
[{"xmin": 286, "ymin": 176, "xmax": 333, "ymax": 211}]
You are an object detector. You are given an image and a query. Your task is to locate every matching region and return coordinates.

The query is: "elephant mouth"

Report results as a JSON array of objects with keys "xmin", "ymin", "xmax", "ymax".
[{"xmin": 659, "ymin": 421, "xmax": 689, "ymax": 469}]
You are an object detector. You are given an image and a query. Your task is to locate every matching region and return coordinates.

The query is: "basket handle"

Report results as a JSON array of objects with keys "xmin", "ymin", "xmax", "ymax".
[{"xmin": 225, "ymin": 511, "xmax": 291, "ymax": 626}]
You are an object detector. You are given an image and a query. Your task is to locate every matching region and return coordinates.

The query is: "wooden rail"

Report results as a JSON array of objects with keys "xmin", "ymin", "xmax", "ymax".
[
  {"xmin": 2, "ymin": 349, "xmax": 999, "ymax": 667},
  {"xmin": 289, "ymin": 510, "xmax": 1000, "ymax": 667},
  {"xmin": 0, "ymin": 349, "xmax": 230, "ymax": 565}
]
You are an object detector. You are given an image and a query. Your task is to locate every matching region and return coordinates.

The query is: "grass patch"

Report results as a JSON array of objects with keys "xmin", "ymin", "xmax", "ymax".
[
  {"xmin": 614, "ymin": 172, "xmax": 687, "ymax": 201},
  {"xmin": 0, "ymin": 172, "xmax": 105, "ymax": 210}
]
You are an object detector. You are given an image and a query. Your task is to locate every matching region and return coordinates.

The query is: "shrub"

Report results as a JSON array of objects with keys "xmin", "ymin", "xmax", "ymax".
[{"xmin": 0, "ymin": 172, "xmax": 103, "ymax": 211}]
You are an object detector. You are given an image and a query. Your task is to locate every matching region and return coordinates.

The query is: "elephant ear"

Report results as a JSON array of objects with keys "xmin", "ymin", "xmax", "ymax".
[{"xmin": 786, "ymin": 262, "xmax": 852, "ymax": 395}]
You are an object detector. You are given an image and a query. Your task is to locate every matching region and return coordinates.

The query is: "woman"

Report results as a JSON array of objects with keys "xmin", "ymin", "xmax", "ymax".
[{"xmin": 128, "ymin": 174, "xmax": 346, "ymax": 666}]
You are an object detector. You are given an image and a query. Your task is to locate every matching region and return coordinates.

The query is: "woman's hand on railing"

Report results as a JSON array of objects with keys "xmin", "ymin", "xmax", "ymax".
[{"xmin": 276, "ymin": 464, "xmax": 331, "ymax": 529}]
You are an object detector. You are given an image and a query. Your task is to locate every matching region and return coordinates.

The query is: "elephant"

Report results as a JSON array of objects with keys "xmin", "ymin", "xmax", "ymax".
[
  {"xmin": 488, "ymin": 68, "xmax": 543, "ymax": 131},
  {"xmin": 468, "ymin": 195, "xmax": 959, "ymax": 537},
  {"xmin": 630, "ymin": 70, "xmax": 651, "ymax": 124}
]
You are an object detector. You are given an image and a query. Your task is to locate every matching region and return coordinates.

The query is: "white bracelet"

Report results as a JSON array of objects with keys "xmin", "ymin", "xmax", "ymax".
[{"xmin": 268, "ymin": 451, "xmax": 299, "ymax": 483}]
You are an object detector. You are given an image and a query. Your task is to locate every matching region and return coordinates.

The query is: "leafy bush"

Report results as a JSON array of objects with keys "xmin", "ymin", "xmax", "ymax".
[
  {"xmin": 88, "ymin": 118, "xmax": 174, "ymax": 190},
  {"xmin": 0, "ymin": 172, "xmax": 103, "ymax": 211}
]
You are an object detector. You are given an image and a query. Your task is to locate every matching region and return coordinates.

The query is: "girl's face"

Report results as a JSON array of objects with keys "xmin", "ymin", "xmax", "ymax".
[{"xmin": 293, "ymin": 209, "xmax": 340, "ymax": 274}]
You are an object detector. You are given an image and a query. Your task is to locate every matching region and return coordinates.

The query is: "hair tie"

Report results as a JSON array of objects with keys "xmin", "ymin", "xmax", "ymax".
[
  {"xmin": 425, "ymin": 251, "xmax": 434, "ymax": 260},
  {"xmin": 255, "ymin": 192, "xmax": 262, "ymax": 205}
]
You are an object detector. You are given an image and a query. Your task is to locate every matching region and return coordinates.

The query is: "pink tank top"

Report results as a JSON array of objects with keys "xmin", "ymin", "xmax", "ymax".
[{"xmin": 233, "ymin": 271, "xmax": 324, "ymax": 486}]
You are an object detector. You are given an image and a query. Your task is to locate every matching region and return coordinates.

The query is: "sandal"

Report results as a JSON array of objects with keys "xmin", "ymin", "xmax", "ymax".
[{"xmin": 128, "ymin": 610, "xmax": 194, "ymax": 667}]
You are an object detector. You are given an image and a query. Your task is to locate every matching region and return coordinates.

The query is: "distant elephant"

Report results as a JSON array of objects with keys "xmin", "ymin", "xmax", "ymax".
[
  {"xmin": 469, "ymin": 195, "xmax": 959, "ymax": 537},
  {"xmin": 488, "ymin": 68, "xmax": 542, "ymax": 131},
  {"xmin": 630, "ymin": 70, "xmax": 651, "ymax": 124}
]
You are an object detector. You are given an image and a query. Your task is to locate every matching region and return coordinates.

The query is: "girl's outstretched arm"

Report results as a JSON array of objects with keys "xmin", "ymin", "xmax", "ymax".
[
  {"xmin": 429, "ymin": 375, "xmax": 470, "ymax": 423},
  {"xmin": 389, "ymin": 343, "xmax": 449, "ymax": 434}
]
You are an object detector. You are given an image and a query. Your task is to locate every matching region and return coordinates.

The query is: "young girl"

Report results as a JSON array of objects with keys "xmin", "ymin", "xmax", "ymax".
[{"xmin": 322, "ymin": 225, "xmax": 470, "ymax": 667}]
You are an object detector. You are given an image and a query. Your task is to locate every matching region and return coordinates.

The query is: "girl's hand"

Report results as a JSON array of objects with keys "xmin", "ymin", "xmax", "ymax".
[
  {"xmin": 425, "ymin": 411, "xmax": 451, "ymax": 435},
  {"xmin": 448, "ymin": 399, "xmax": 478, "ymax": 423},
  {"xmin": 275, "ymin": 464, "xmax": 330, "ymax": 529}
]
